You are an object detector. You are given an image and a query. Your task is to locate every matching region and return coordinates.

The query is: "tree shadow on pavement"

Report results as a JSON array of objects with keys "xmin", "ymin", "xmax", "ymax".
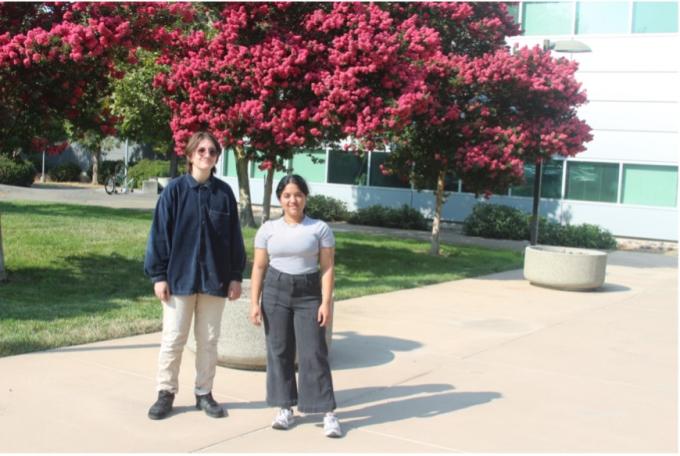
[
  {"xmin": 313, "ymin": 383, "xmax": 501, "ymax": 435},
  {"xmin": 329, "ymin": 331, "xmax": 422, "ymax": 370}
]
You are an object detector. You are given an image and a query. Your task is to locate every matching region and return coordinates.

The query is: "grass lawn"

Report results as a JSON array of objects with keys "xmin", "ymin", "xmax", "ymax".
[{"xmin": 0, "ymin": 201, "xmax": 522, "ymax": 357}]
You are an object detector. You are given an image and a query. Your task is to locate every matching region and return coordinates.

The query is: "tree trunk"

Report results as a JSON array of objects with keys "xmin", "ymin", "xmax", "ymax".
[
  {"xmin": 234, "ymin": 144, "xmax": 256, "ymax": 228},
  {"xmin": 429, "ymin": 168, "xmax": 446, "ymax": 256},
  {"xmin": 261, "ymin": 166, "xmax": 275, "ymax": 224},
  {"xmin": 0, "ymin": 215, "xmax": 7, "ymax": 282},
  {"xmin": 168, "ymin": 145, "xmax": 178, "ymax": 178},
  {"xmin": 90, "ymin": 149, "xmax": 101, "ymax": 185}
]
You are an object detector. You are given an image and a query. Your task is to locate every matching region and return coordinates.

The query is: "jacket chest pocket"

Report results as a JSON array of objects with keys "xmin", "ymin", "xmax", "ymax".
[{"xmin": 208, "ymin": 209, "xmax": 230, "ymax": 236}]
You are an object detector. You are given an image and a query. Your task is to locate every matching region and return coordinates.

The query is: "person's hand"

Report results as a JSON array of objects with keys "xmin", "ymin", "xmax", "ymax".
[
  {"xmin": 317, "ymin": 303, "xmax": 332, "ymax": 327},
  {"xmin": 249, "ymin": 304, "xmax": 262, "ymax": 326},
  {"xmin": 228, "ymin": 281, "xmax": 242, "ymax": 300},
  {"xmin": 154, "ymin": 281, "xmax": 170, "ymax": 302}
]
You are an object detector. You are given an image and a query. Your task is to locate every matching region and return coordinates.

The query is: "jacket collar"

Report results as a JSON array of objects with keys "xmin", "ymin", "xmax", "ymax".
[{"xmin": 186, "ymin": 173, "xmax": 215, "ymax": 190}]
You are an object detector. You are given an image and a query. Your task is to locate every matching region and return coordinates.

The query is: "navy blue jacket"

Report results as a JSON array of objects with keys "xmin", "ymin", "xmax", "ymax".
[{"xmin": 144, "ymin": 174, "xmax": 246, "ymax": 297}]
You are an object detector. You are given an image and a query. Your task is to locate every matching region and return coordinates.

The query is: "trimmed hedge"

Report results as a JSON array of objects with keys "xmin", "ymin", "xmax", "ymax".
[
  {"xmin": 462, "ymin": 203, "xmax": 528, "ymax": 240},
  {"xmin": 462, "ymin": 203, "xmax": 617, "ymax": 250},
  {"xmin": 306, "ymin": 195, "xmax": 349, "ymax": 221},
  {"xmin": 48, "ymin": 162, "xmax": 82, "ymax": 182},
  {"xmin": 0, "ymin": 156, "xmax": 36, "ymax": 187},
  {"xmin": 348, "ymin": 204, "xmax": 428, "ymax": 231}
]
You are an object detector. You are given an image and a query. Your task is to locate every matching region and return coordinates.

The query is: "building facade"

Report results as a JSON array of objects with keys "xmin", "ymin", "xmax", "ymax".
[{"xmin": 217, "ymin": 1, "xmax": 679, "ymax": 241}]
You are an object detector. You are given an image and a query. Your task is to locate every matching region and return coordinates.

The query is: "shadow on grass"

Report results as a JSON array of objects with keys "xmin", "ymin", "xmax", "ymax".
[
  {"xmin": 0, "ymin": 201, "xmax": 152, "ymax": 222},
  {"xmin": 0, "ymin": 252, "xmax": 151, "ymax": 321}
]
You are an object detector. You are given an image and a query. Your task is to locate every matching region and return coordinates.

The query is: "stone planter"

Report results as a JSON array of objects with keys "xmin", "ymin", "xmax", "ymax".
[
  {"xmin": 523, "ymin": 245, "xmax": 607, "ymax": 291},
  {"xmin": 157, "ymin": 177, "xmax": 171, "ymax": 189},
  {"xmin": 187, "ymin": 279, "xmax": 333, "ymax": 370}
]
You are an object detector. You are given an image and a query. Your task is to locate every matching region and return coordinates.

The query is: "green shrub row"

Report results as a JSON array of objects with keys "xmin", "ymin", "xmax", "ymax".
[
  {"xmin": 305, "ymin": 195, "xmax": 349, "ymax": 221},
  {"xmin": 48, "ymin": 162, "xmax": 82, "ymax": 182},
  {"xmin": 0, "ymin": 156, "xmax": 36, "ymax": 187},
  {"xmin": 349, "ymin": 204, "xmax": 429, "ymax": 230},
  {"xmin": 462, "ymin": 203, "xmax": 617, "ymax": 249},
  {"xmin": 305, "ymin": 195, "xmax": 428, "ymax": 230}
]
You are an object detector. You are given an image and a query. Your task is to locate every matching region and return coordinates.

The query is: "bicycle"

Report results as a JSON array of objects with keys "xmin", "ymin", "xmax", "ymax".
[{"xmin": 104, "ymin": 163, "xmax": 135, "ymax": 195}]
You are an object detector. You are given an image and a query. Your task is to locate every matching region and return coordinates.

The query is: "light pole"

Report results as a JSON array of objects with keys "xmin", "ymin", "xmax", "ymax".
[{"xmin": 529, "ymin": 39, "xmax": 592, "ymax": 246}]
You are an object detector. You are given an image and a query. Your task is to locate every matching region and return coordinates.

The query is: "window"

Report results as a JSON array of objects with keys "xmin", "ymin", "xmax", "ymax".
[
  {"xmin": 565, "ymin": 161, "xmax": 619, "ymax": 203},
  {"xmin": 291, "ymin": 150, "xmax": 326, "ymax": 183},
  {"xmin": 369, "ymin": 152, "xmax": 410, "ymax": 188},
  {"xmin": 576, "ymin": 2, "xmax": 629, "ymax": 34},
  {"xmin": 633, "ymin": 1, "xmax": 679, "ymax": 33},
  {"xmin": 512, "ymin": 161, "xmax": 564, "ymax": 198},
  {"xmin": 522, "ymin": 2, "xmax": 574, "ymax": 35},
  {"xmin": 327, "ymin": 149, "xmax": 367, "ymax": 185},
  {"xmin": 621, "ymin": 164, "xmax": 678, "ymax": 207}
]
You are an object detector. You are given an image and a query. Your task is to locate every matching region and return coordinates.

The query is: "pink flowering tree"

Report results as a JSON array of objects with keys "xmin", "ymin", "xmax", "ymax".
[
  {"xmin": 157, "ymin": 2, "xmax": 450, "ymax": 226},
  {"xmin": 373, "ymin": 4, "xmax": 591, "ymax": 255},
  {"xmin": 0, "ymin": 2, "xmax": 194, "ymax": 280}
]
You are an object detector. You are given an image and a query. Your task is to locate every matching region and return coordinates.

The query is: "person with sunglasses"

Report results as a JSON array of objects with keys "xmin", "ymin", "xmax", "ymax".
[{"xmin": 144, "ymin": 131, "xmax": 246, "ymax": 420}]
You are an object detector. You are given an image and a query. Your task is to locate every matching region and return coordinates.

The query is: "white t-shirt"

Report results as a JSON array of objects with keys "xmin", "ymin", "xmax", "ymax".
[{"xmin": 254, "ymin": 216, "xmax": 335, "ymax": 275}]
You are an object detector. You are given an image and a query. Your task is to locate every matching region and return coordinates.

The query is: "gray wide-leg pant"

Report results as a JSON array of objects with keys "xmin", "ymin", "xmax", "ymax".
[{"xmin": 261, "ymin": 267, "xmax": 336, "ymax": 413}]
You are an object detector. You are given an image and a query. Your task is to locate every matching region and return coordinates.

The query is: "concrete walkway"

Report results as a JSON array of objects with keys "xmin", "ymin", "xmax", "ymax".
[{"xmin": 0, "ymin": 183, "xmax": 677, "ymax": 451}]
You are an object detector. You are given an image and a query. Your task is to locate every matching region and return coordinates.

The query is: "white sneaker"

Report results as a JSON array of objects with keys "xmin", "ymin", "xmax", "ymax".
[
  {"xmin": 323, "ymin": 413, "xmax": 342, "ymax": 438},
  {"xmin": 272, "ymin": 408, "xmax": 295, "ymax": 430}
]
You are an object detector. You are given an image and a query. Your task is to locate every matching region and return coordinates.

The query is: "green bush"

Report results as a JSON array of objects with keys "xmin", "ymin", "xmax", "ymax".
[
  {"xmin": 48, "ymin": 162, "xmax": 82, "ymax": 182},
  {"xmin": 0, "ymin": 156, "xmax": 36, "ymax": 187},
  {"xmin": 462, "ymin": 203, "xmax": 529, "ymax": 240},
  {"xmin": 128, "ymin": 159, "xmax": 171, "ymax": 187},
  {"xmin": 127, "ymin": 159, "xmax": 186, "ymax": 188},
  {"xmin": 348, "ymin": 204, "xmax": 428, "ymax": 230},
  {"xmin": 306, "ymin": 195, "xmax": 349, "ymax": 221},
  {"xmin": 463, "ymin": 203, "xmax": 617, "ymax": 250},
  {"xmin": 539, "ymin": 220, "xmax": 617, "ymax": 250}
]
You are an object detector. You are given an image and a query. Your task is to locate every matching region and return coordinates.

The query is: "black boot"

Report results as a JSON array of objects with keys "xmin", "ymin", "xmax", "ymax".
[
  {"xmin": 148, "ymin": 390, "xmax": 175, "ymax": 420},
  {"xmin": 196, "ymin": 392, "xmax": 225, "ymax": 418}
]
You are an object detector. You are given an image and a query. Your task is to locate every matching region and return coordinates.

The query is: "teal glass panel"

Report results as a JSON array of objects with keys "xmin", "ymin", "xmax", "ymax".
[
  {"xmin": 291, "ymin": 150, "xmax": 326, "ymax": 183},
  {"xmin": 369, "ymin": 152, "xmax": 410, "ymax": 188},
  {"xmin": 576, "ymin": 2, "xmax": 629, "ymax": 34},
  {"xmin": 622, "ymin": 164, "xmax": 678, "ymax": 207},
  {"xmin": 522, "ymin": 2, "xmax": 574, "ymax": 35},
  {"xmin": 512, "ymin": 161, "xmax": 564, "ymax": 198},
  {"xmin": 633, "ymin": 2, "xmax": 678, "ymax": 33},
  {"xmin": 565, "ymin": 161, "xmax": 619, "ymax": 203},
  {"xmin": 327, "ymin": 149, "xmax": 367, "ymax": 185},
  {"xmin": 223, "ymin": 148, "xmax": 237, "ymax": 177},
  {"xmin": 251, "ymin": 160, "xmax": 288, "ymax": 182},
  {"xmin": 505, "ymin": 2, "xmax": 521, "ymax": 24}
]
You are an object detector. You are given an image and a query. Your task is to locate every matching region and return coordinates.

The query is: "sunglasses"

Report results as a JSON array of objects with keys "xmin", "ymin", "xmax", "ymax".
[{"xmin": 196, "ymin": 146, "xmax": 218, "ymax": 157}]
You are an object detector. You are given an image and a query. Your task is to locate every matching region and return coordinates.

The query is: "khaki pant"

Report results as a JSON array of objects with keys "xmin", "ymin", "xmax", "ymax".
[{"xmin": 156, "ymin": 294, "xmax": 226, "ymax": 395}]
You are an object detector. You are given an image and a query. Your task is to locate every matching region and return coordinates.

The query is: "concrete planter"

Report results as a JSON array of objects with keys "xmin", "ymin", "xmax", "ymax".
[
  {"xmin": 157, "ymin": 177, "xmax": 171, "ymax": 189},
  {"xmin": 523, "ymin": 245, "xmax": 607, "ymax": 291},
  {"xmin": 187, "ymin": 279, "xmax": 333, "ymax": 370}
]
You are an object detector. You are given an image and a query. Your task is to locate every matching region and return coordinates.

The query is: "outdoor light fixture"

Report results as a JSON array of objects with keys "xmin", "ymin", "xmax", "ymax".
[{"xmin": 529, "ymin": 39, "xmax": 592, "ymax": 246}]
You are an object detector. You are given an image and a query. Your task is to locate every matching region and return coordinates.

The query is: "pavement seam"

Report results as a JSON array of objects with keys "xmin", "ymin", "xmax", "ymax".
[
  {"xmin": 190, "ymin": 425, "xmax": 271, "ymax": 453},
  {"xmin": 356, "ymin": 428, "xmax": 463, "ymax": 452}
]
